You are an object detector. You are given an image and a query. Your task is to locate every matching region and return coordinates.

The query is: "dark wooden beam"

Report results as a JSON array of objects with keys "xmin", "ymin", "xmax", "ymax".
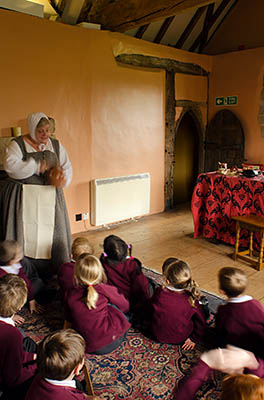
[
  {"xmin": 115, "ymin": 53, "xmax": 208, "ymax": 76},
  {"xmin": 174, "ymin": 6, "xmax": 206, "ymax": 49},
  {"xmin": 204, "ymin": 0, "xmax": 238, "ymax": 51},
  {"xmin": 154, "ymin": 16, "xmax": 174, "ymax": 44},
  {"xmin": 198, "ymin": 3, "xmax": 214, "ymax": 53},
  {"xmin": 77, "ymin": 0, "xmax": 93, "ymax": 23},
  {"xmin": 88, "ymin": 0, "xmax": 218, "ymax": 32},
  {"xmin": 135, "ymin": 24, "xmax": 149, "ymax": 39},
  {"xmin": 189, "ymin": 0, "xmax": 232, "ymax": 52}
]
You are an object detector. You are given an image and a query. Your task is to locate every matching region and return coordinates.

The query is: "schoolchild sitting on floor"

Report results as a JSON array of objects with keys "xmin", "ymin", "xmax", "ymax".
[
  {"xmin": 100, "ymin": 234, "xmax": 154, "ymax": 309},
  {"xmin": 25, "ymin": 329, "xmax": 99, "ymax": 400},
  {"xmin": 171, "ymin": 345, "xmax": 261, "ymax": 400},
  {"xmin": 64, "ymin": 254, "xmax": 131, "ymax": 354},
  {"xmin": 0, "ymin": 274, "xmax": 37, "ymax": 400},
  {"xmin": 0, "ymin": 240, "xmax": 43, "ymax": 321},
  {"xmin": 58, "ymin": 236, "xmax": 94, "ymax": 297},
  {"xmin": 149, "ymin": 257, "xmax": 207, "ymax": 350},
  {"xmin": 215, "ymin": 266, "xmax": 264, "ymax": 358}
]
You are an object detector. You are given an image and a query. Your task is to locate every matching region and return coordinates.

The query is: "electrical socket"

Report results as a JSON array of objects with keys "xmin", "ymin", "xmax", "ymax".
[
  {"xmin": 83, "ymin": 213, "xmax": 89, "ymax": 220},
  {"xmin": 75, "ymin": 213, "xmax": 82, "ymax": 221}
]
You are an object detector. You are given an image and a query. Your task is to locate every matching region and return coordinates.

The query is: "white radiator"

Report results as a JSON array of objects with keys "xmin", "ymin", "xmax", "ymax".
[{"xmin": 90, "ymin": 173, "xmax": 150, "ymax": 226}]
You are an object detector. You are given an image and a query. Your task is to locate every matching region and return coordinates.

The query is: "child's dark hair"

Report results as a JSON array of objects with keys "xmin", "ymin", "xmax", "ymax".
[
  {"xmin": 0, "ymin": 240, "xmax": 23, "ymax": 266},
  {"xmin": 218, "ymin": 267, "xmax": 247, "ymax": 298},
  {"xmin": 103, "ymin": 235, "xmax": 131, "ymax": 263},
  {"xmin": 37, "ymin": 329, "xmax": 85, "ymax": 380},
  {"xmin": 162, "ymin": 257, "xmax": 201, "ymax": 306}
]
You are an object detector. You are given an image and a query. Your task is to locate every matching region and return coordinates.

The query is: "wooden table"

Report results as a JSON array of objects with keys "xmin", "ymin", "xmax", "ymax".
[{"xmin": 232, "ymin": 215, "xmax": 264, "ymax": 271}]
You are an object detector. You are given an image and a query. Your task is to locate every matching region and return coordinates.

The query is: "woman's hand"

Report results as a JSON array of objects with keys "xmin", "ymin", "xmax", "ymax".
[
  {"xmin": 40, "ymin": 160, "xmax": 48, "ymax": 174},
  {"xmin": 182, "ymin": 338, "xmax": 195, "ymax": 351},
  {"xmin": 48, "ymin": 166, "xmax": 66, "ymax": 188}
]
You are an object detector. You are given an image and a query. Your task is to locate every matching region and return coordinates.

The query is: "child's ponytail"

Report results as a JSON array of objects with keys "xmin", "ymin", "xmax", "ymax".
[
  {"xmin": 86, "ymin": 285, "xmax": 99, "ymax": 310},
  {"xmin": 186, "ymin": 278, "xmax": 201, "ymax": 307},
  {"xmin": 74, "ymin": 254, "xmax": 106, "ymax": 310},
  {"xmin": 162, "ymin": 258, "xmax": 201, "ymax": 308}
]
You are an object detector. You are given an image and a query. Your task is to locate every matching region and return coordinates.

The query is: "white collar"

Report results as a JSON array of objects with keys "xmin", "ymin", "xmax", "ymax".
[
  {"xmin": 228, "ymin": 295, "xmax": 253, "ymax": 303},
  {"xmin": 0, "ymin": 316, "xmax": 15, "ymax": 327},
  {"xmin": 0, "ymin": 263, "xmax": 22, "ymax": 275},
  {"xmin": 45, "ymin": 378, "xmax": 76, "ymax": 388},
  {"xmin": 166, "ymin": 285, "xmax": 184, "ymax": 292}
]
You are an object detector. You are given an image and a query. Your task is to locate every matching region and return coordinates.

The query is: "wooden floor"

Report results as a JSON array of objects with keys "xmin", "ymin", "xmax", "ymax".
[{"xmin": 74, "ymin": 203, "xmax": 264, "ymax": 305}]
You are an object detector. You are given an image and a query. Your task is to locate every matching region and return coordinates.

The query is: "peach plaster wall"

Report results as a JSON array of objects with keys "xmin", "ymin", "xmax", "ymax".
[
  {"xmin": 209, "ymin": 47, "xmax": 264, "ymax": 166},
  {"xmin": 0, "ymin": 9, "xmax": 211, "ymax": 234}
]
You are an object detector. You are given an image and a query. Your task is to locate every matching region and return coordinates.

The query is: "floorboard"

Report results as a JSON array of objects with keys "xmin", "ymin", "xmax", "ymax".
[{"xmin": 74, "ymin": 203, "xmax": 264, "ymax": 305}]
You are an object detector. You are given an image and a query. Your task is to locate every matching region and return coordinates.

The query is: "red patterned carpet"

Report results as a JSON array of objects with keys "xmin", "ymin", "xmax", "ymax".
[{"xmin": 20, "ymin": 267, "xmax": 223, "ymax": 399}]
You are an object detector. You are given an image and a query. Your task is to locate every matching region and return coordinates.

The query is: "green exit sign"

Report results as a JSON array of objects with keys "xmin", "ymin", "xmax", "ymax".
[{"xmin": 216, "ymin": 96, "xmax": 238, "ymax": 106}]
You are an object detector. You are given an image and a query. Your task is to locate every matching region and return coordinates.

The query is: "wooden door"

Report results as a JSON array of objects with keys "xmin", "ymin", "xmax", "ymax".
[
  {"xmin": 173, "ymin": 112, "xmax": 199, "ymax": 205},
  {"xmin": 205, "ymin": 109, "xmax": 245, "ymax": 172}
]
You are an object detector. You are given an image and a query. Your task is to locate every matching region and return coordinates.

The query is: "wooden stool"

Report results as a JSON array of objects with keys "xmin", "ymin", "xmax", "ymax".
[{"xmin": 232, "ymin": 215, "xmax": 264, "ymax": 271}]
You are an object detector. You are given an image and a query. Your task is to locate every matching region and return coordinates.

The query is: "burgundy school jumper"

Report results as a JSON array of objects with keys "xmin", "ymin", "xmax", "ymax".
[
  {"xmin": 58, "ymin": 261, "xmax": 75, "ymax": 293},
  {"xmin": 215, "ymin": 296, "xmax": 264, "ymax": 357},
  {"xmin": 26, "ymin": 374, "xmax": 88, "ymax": 400},
  {"xmin": 100, "ymin": 256, "xmax": 150, "ymax": 303},
  {"xmin": 0, "ymin": 321, "xmax": 36, "ymax": 390},
  {"xmin": 65, "ymin": 283, "xmax": 131, "ymax": 353},
  {"xmin": 0, "ymin": 266, "xmax": 34, "ymax": 301},
  {"xmin": 149, "ymin": 287, "xmax": 207, "ymax": 344}
]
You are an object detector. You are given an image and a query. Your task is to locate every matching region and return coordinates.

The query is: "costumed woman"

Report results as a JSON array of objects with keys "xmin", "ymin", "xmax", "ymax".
[{"xmin": 1, "ymin": 112, "xmax": 72, "ymax": 276}]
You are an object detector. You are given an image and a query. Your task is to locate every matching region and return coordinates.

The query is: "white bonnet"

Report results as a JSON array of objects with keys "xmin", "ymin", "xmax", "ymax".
[{"xmin": 27, "ymin": 112, "xmax": 49, "ymax": 141}]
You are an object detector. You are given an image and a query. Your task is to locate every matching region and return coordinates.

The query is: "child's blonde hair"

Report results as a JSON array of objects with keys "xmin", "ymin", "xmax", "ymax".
[
  {"xmin": 0, "ymin": 274, "xmax": 27, "ymax": 317},
  {"xmin": 71, "ymin": 237, "xmax": 94, "ymax": 261},
  {"xmin": 74, "ymin": 254, "xmax": 106, "ymax": 310},
  {"xmin": 0, "ymin": 240, "xmax": 23, "ymax": 266},
  {"xmin": 162, "ymin": 257, "xmax": 201, "ymax": 306},
  {"xmin": 221, "ymin": 374, "xmax": 264, "ymax": 400},
  {"xmin": 218, "ymin": 267, "xmax": 247, "ymax": 298}
]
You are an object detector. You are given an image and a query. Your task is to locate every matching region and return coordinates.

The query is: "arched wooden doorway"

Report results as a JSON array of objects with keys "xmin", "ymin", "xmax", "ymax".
[
  {"xmin": 205, "ymin": 109, "xmax": 245, "ymax": 172},
  {"xmin": 173, "ymin": 111, "xmax": 199, "ymax": 205}
]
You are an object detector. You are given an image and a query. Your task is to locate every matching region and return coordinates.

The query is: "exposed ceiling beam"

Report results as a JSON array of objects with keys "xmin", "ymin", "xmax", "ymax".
[
  {"xmin": 77, "ymin": 0, "xmax": 93, "ymax": 23},
  {"xmin": 61, "ymin": 0, "xmax": 86, "ymax": 24},
  {"xmin": 154, "ymin": 16, "xmax": 175, "ymax": 44},
  {"xmin": 204, "ymin": 0, "xmax": 238, "ymax": 51},
  {"xmin": 87, "ymin": 0, "xmax": 218, "ymax": 32},
  {"xmin": 135, "ymin": 24, "xmax": 150, "ymax": 39},
  {"xmin": 189, "ymin": 0, "xmax": 232, "ymax": 52},
  {"xmin": 174, "ymin": 6, "xmax": 206, "ymax": 49},
  {"xmin": 198, "ymin": 3, "xmax": 214, "ymax": 52}
]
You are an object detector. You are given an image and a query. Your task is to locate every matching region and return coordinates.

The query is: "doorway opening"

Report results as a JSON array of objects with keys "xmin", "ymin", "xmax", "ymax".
[{"xmin": 173, "ymin": 111, "xmax": 200, "ymax": 206}]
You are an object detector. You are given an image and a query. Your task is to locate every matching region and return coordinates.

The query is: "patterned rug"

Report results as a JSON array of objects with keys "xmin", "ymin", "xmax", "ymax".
[{"xmin": 20, "ymin": 267, "xmax": 225, "ymax": 399}]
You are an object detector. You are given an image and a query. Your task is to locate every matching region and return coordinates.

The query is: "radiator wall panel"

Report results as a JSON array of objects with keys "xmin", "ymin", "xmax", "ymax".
[{"xmin": 90, "ymin": 173, "xmax": 150, "ymax": 226}]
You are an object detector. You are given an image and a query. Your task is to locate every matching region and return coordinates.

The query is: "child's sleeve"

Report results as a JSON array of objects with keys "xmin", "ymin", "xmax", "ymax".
[
  {"xmin": 104, "ymin": 285, "xmax": 130, "ymax": 313},
  {"xmin": 130, "ymin": 258, "xmax": 151, "ymax": 300},
  {"xmin": 3, "ymin": 327, "xmax": 36, "ymax": 387},
  {"xmin": 190, "ymin": 301, "xmax": 207, "ymax": 343},
  {"xmin": 171, "ymin": 359, "xmax": 211, "ymax": 400},
  {"xmin": 19, "ymin": 268, "xmax": 34, "ymax": 301}
]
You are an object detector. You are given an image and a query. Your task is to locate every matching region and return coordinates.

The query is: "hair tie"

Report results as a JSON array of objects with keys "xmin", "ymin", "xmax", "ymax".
[
  {"xmin": 127, "ymin": 244, "xmax": 131, "ymax": 249},
  {"xmin": 88, "ymin": 284, "xmax": 93, "ymax": 287},
  {"xmin": 103, "ymin": 252, "xmax": 107, "ymax": 257}
]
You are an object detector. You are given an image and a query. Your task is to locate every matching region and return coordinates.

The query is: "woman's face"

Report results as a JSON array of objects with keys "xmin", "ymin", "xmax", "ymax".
[{"xmin": 35, "ymin": 123, "xmax": 50, "ymax": 145}]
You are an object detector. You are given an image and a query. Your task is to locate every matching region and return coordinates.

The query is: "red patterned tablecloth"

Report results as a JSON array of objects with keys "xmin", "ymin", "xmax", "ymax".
[{"xmin": 191, "ymin": 172, "xmax": 264, "ymax": 247}]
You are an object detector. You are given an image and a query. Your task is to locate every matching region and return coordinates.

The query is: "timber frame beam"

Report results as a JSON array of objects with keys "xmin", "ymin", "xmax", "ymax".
[{"xmin": 116, "ymin": 53, "xmax": 209, "ymax": 209}]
